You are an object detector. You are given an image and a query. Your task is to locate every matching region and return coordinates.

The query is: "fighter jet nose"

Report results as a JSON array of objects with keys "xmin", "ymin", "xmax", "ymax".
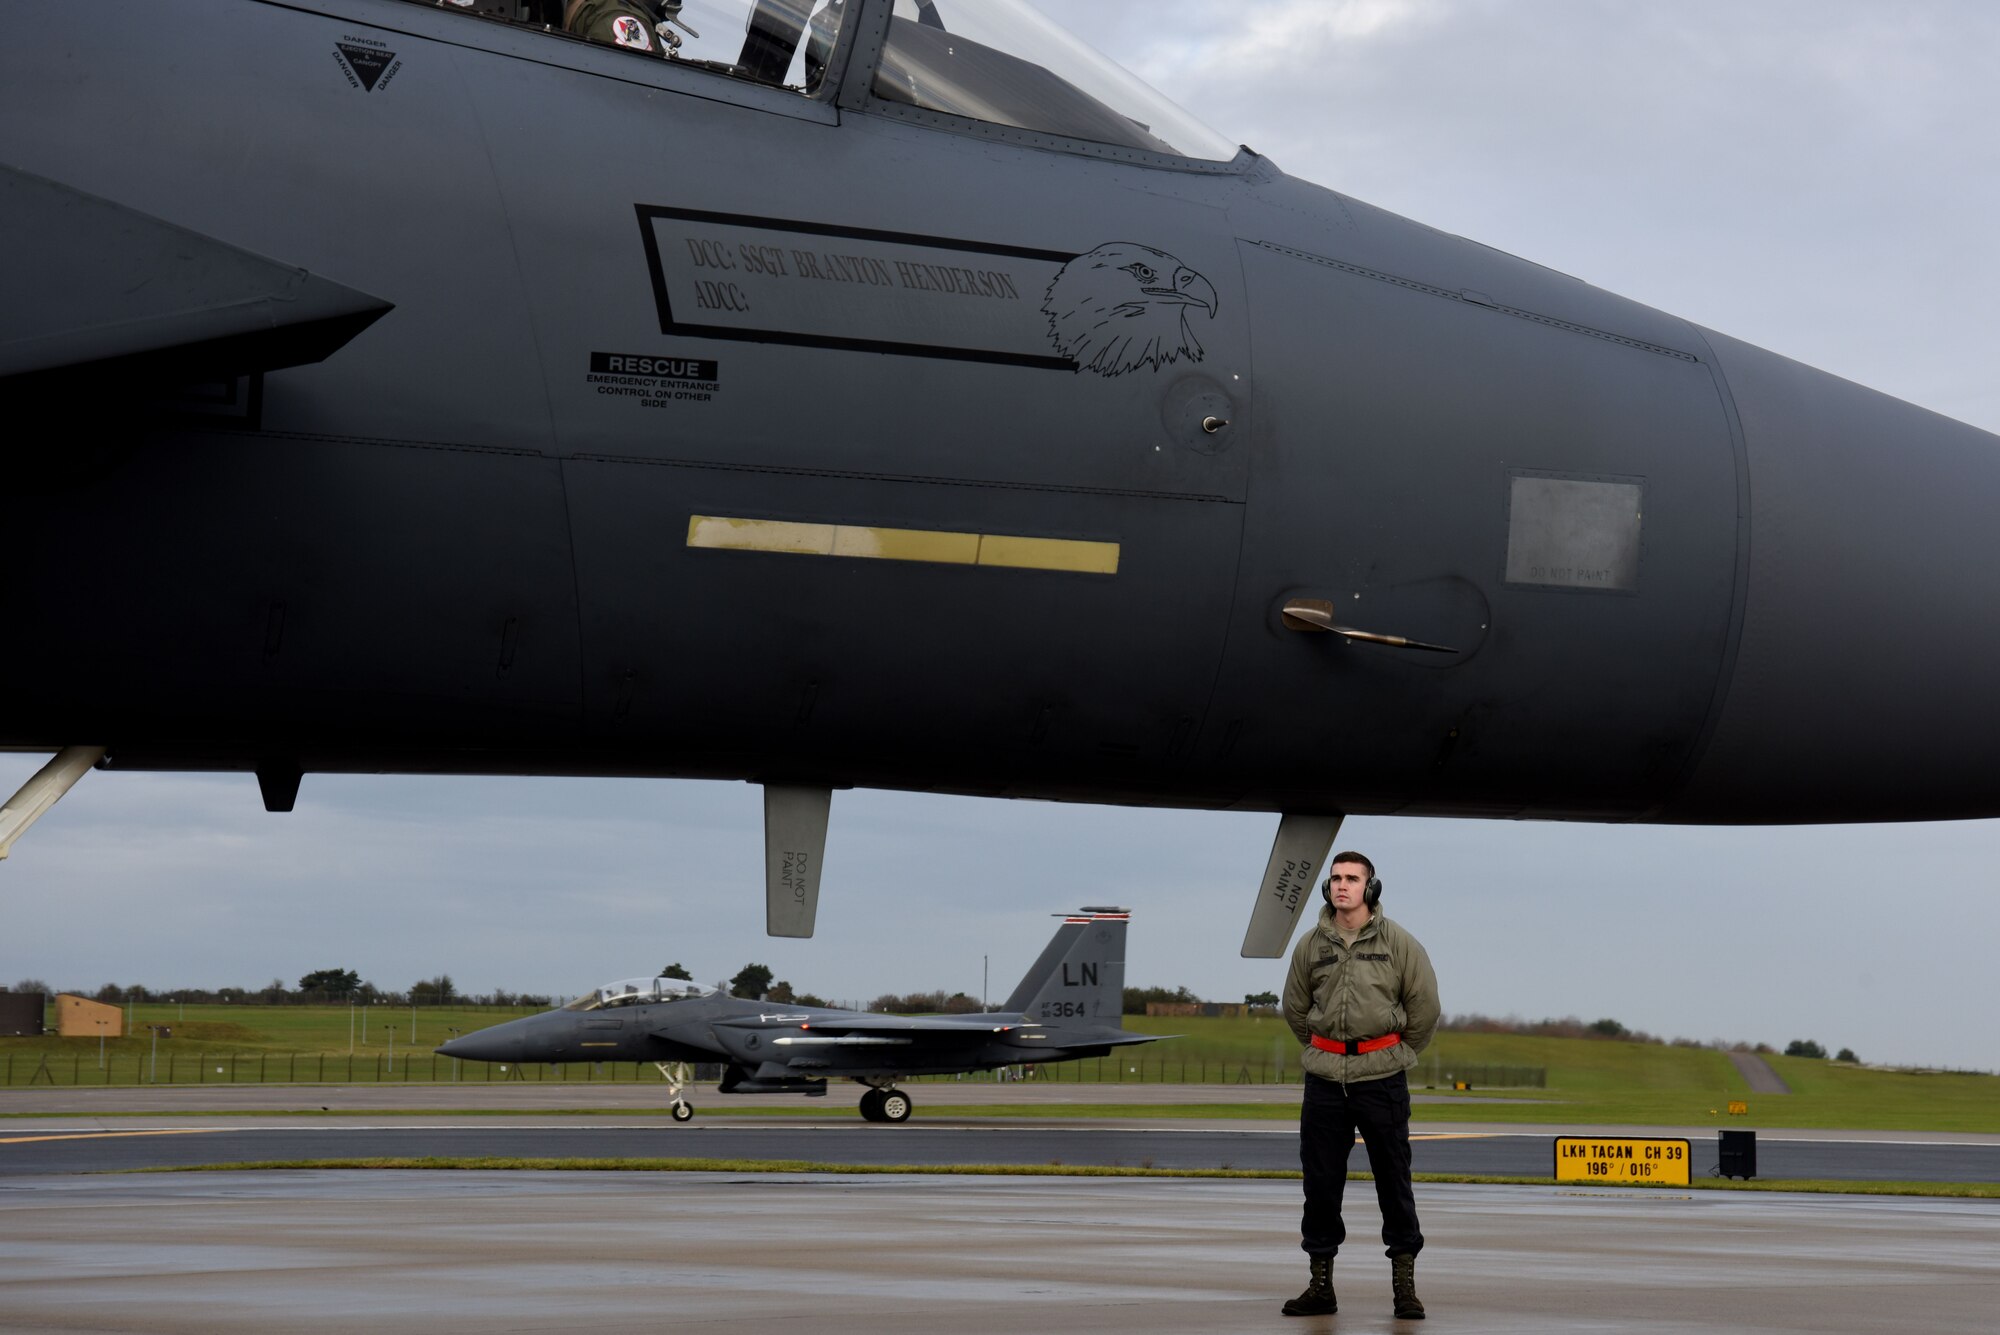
[
  {"xmin": 1666, "ymin": 329, "xmax": 2000, "ymax": 821},
  {"xmin": 434, "ymin": 1015, "xmax": 550, "ymax": 1062}
]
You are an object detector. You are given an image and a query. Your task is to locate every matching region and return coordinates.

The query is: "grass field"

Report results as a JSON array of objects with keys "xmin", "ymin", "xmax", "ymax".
[
  {"xmin": 6, "ymin": 1005, "xmax": 1997, "ymax": 1133},
  {"xmin": 25, "ymin": 1001, "xmax": 546, "ymax": 1051},
  {"xmin": 1409, "ymin": 1036, "xmax": 2000, "ymax": 1132},
  {"xmin": 1, "ymin": 1002, "xmax": 542, "ymax": 1087}
]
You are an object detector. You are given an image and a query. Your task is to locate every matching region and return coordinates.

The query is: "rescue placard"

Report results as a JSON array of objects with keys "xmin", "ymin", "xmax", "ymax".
[{"xmin": 1553, "ymin": 1137, "xmax": 1691, "ymax": 1185}]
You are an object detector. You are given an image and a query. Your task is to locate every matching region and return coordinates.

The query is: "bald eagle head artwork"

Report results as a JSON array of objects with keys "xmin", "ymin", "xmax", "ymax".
[{"xmin": 1042, "ymin": 243, "xmax": 1218, "ymax": 377}]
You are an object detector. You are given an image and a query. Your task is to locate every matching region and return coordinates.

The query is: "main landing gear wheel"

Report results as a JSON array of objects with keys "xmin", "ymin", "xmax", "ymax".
[
  {"xmin": 671, "ymin": 1101, "xmax": 694, "ymax": 1122},
  {"xmin": 858, "ymin": 1087, "xmax": 912, "ymax": 1122}
]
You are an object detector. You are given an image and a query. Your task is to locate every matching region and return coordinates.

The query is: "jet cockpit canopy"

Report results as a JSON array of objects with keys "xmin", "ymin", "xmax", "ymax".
[
  {"xmin": 873, "ymin": 0, "xmax": 1238, "ymax": 161},
  {"xmin": 651, "ymin": 2, "xmax": 1236, "ymax": 162},
  {"xmin": 563, "ymin": 976, "xmax": 712, "ymax": 1011}
]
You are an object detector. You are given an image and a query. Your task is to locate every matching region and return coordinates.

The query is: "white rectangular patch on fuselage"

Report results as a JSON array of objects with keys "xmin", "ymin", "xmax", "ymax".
[{"xmin": 1504, "ymin": 473, "xmax": 1643, "ymax": 591}]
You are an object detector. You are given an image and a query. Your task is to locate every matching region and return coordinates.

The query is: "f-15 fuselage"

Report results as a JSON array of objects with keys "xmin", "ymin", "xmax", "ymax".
[
  {"xmin": 5, "ymin": 0, "xmax": 1998, "ymax": 853},
  {"xmin": 443, "ymin": 990, "xmax": 1134, "ymax": 1076},
  {"xmin": 438, "ymin": 907, "xmax": 1153, "ymax": 1120}
]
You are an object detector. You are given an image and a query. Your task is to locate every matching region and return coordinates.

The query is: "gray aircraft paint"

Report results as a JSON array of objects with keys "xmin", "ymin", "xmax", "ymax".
[
  {"xmin": 437, "ymin": 908, "xmax": 1153, "ymax": 1119},
  {"xmin": 3, "ymin": 1, "xmax": 1997, "ymax": 893}
]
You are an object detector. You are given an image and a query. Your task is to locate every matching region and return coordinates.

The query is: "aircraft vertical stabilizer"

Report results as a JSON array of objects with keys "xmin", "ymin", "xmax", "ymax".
[{"xmin": 1001, "ymin": 909, "xmax": 1128, "ymax": 1026}]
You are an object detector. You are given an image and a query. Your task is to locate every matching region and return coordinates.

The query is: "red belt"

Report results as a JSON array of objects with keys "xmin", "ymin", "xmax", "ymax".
[{"xmin": 1312, "ymin": 1032, "xmax": 1402, "ymax": 1056}]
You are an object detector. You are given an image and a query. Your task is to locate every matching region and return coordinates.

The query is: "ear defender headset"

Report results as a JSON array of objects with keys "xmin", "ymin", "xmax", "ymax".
[{"xmin": 1321, "ymin": 860, "xmax": 1384, "ymax": 909}]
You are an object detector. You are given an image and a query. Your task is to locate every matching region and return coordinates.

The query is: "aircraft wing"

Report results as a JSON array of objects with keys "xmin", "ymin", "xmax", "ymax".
[
  {"xmin": 705, "ymin": 1012, "xmax": 1019, "ymax": 1044},
  {"xmin": 0, "ymin": 165, "xmax": 391, "ymax": 388},
  {"xmin": 704, "ymin": 1010, "xmax": 1159, "ymax": 1048}
]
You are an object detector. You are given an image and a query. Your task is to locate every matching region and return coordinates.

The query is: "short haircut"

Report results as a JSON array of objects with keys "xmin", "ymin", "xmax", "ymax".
[{"xmin": 1328, "ymin": 851, "xmax": 1375, "ymax": 881}]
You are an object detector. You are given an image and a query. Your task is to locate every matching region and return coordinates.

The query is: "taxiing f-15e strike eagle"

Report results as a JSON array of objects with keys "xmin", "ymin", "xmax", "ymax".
[
  {"xmin": 436, "ymin": 908, "xmax": 1153, "ymax": 1122},
  {"xmin": 4, "ymin": 1, "xmax": 1999, "ymax": 956}
]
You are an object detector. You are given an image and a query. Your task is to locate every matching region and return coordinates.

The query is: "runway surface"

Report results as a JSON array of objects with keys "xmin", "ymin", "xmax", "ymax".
[
  {"xmin": 7, "ymin": 1118, "xmax": 2000, "ymax": 1182},
  {"xmin": 7, "ymin": 1082, "xmax": 2000, "ymax": 1180},
  {"xmin": 6, "ymin": 1087, "xmax": 1997, "ymax": 1331},
  {"xmin": 4, "ymin": 1170, "xmax": 1997, "ymax": 1333}
]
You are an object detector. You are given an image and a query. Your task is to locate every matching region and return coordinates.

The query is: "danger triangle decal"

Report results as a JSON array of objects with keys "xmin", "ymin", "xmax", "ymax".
[{"xmin": 335, "ymin": 42, "xmax": 400, "ymax": 93}]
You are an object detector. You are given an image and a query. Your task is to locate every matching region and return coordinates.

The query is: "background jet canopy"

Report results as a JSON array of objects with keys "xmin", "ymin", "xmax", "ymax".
[{"xmin": 563, "ymin": 977, "xmax": 714, "ymax": 1011}]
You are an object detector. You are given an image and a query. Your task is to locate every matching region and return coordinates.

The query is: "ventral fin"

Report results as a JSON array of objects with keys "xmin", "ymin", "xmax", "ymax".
[
  {"xmin": 762, "ymin": 783, "xmax": 830, "ymax": 938},
  {"xmin": 1240, "ymin": 811, "xmax": 1343, "ymax": 957}
]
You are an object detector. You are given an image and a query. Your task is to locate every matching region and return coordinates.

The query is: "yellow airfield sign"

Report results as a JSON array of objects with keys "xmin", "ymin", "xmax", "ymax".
[{"xmin": 1553, "ymin": 1137, "xmax": 1691, "ymax": 1185}]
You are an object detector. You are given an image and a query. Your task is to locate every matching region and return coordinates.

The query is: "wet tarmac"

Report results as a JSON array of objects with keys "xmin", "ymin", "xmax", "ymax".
[
  {"xmin": 3, "ymin": 1170, "xmax": 1995, "ymax": 1333},
  {"xmin": 7, "ymin": 1082, "xmax": 1999, "ymax": 1181},
  {"xmin": 7, "ymin": 1118, "xmax": 2000, "ymax": 1182}
]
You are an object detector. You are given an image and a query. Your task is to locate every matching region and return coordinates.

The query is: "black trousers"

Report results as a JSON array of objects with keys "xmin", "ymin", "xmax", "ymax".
[{"xmin": 1299, "ymin": 1068, "xmax": 1424, "ymax": 1257}]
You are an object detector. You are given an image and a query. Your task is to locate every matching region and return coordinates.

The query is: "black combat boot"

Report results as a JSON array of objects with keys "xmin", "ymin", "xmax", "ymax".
[
  {"xmin": 1390, "ymin": 1252, "xmax": 1425, "ymax": 1319},
  {"xmin": 1281, "ymin": 1253, "xmax": 1336, "ymax": 1316}
]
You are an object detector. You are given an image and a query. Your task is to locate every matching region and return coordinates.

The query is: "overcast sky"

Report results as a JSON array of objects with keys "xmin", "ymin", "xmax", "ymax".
[{"xmin": 6, "ymin": 1, "xmax": 1998, "ymax": 1072}]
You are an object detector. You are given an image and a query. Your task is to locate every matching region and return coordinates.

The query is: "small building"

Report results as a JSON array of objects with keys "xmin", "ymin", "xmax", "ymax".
[
  {"xmin": 0, "ymin": 991, "xmax": 44, "ymax": 1036},
  {"xmin": 55, "ymin": 994, "xmax": 122, "ymax": 1038}
]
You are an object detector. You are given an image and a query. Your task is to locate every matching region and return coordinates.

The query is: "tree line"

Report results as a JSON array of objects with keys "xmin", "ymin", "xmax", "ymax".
[
  {"xmin": 7, "ymin": 973, "xmax": 1857, "ymax": 1059},
  {"xmin": 9, "ymin": 973, "xmax": 551, "ymax": 1009}
]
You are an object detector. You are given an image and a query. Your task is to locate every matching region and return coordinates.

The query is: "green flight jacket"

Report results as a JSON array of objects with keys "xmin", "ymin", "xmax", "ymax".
[
  {"xmin": 1283, "ymin": 906, "xmax": 1439, "ymax": 1084},
  {"xmin": 565, "ymin": 0, "xmax": 665, "ymax": 55}
]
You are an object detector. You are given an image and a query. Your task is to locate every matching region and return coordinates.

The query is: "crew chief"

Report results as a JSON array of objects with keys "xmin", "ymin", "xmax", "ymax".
[{"xmin": 1280, "ymin": 850, "xmax": 1439, "ymax": 1319}]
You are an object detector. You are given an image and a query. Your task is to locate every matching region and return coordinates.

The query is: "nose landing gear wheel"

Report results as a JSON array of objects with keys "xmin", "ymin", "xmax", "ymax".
[
  {"xmin": 655, "ymin": 1062, "xmax": 695, "ymax": 1123},
  {"xmin": 859, "ymin": 1088, "xmax": 885, "ymax": 1121}
]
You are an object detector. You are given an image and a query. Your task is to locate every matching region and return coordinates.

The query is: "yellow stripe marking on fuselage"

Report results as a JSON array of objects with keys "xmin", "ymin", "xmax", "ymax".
[
  {"xmin": 975, "ymin": 533, "xmax": 1120, "ymax": 574},
  {"xmin": 687, "ymin": 515, "xmax": 1118, "ymax": 575}
]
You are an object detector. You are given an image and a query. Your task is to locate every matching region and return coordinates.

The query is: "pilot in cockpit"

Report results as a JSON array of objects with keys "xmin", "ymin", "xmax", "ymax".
[{"xmin": 563, "ymin": 0, "xmax": 692, "ymax": 58}]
